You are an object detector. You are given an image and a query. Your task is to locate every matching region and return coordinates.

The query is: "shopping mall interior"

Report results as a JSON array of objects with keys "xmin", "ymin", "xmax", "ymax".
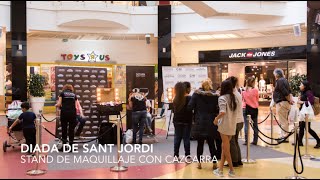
[{"xmin": 0, "ymin": 1, "xmax": 320, "ymax": 179}]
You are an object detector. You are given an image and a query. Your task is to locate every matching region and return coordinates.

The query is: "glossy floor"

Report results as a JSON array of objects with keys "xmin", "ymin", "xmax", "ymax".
[{"xmin": 0, "ymin": 107, "xmax": 319, "ymax": 179}]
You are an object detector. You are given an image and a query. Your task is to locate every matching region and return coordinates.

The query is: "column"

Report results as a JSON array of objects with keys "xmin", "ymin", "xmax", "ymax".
[
  {"xmin": 158, "ymin": 1, "xmax": 171, "ymax": 102},
  {"xmin": 10, "ymin": 1, "xmax": 27, "ymax": 101},
  {"xmin": 307, "ymin": 1, "xmax": 320, "ymax": 97}
]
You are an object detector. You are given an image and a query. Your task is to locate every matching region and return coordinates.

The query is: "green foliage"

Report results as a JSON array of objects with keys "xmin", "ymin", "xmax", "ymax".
[
  {"xmin": 27, "ymin": 74, "xmax": 47, "ymax": 97},
  {"xmin": 289, "ymin": 74, "xmax": 307, "ymax": 97}
]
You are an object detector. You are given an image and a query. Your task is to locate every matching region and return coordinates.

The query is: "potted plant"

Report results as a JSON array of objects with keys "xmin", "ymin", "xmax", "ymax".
[
  {"xmin": 289, "ymin": 74, "xmax": 307, "ymax": 101},
  {"xmin": 28, "ymin": 74, "xmax": 48, "ymax": 115}
]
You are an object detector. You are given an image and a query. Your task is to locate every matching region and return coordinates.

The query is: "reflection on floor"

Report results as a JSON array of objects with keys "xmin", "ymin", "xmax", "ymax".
[{"xmin": 0, "ymin": 106, "xmax": 319, "ymax": 179}]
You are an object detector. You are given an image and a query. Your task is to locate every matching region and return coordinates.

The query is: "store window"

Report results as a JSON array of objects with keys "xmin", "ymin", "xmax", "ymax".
[{"xmin": 27, "ymin": 64, "xmax": 115, "ymax": 110}]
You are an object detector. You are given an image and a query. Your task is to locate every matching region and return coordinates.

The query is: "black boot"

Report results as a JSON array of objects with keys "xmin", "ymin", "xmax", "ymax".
[{"xmin": 314, "ymin": 142, "xmax": 320, "ymax": 149}]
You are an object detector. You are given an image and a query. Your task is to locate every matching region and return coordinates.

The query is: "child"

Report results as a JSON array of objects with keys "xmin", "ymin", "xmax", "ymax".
[{"xmin": 9, "ymin": 102, "xmax": 36, "ymax": 155}]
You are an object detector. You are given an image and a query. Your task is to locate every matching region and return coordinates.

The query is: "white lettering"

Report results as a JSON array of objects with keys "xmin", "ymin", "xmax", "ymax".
[
  {"xmin": 21, "ymin": 155, "xmax": 26, "ymax": 163},
  {"xmin": 83, "ymin": 144, "xmax": 89, "ymax": 153},
  {"xmin": 57, "ymin": 155, "xmax": 65, "ymax": 163},
  {"xmin": 21, "ymin": 144, "xmax": 28, "ymax": 153}
]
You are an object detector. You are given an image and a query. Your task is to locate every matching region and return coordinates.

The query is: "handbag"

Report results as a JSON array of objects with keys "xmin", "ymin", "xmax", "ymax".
[{"xmin": 312, "ymin": 97, "xmax": 320, "ymax": 116}]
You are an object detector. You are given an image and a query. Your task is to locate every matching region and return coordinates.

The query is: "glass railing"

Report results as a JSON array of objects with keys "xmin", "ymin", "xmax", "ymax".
[
  {"xmin": 51, "ymin": 1, "xmax": 184, "ymax": 6},
  {"xmin": 52, "ymin": 1, "xmax": 159, "ymax": 6}
]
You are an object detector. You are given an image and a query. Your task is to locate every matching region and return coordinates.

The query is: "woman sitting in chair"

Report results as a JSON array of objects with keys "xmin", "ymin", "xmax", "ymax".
[
  {"xmin": 74, "ymin": 99, "xmax": 86, "ymax": 139},
  {"xmin": 145, "ymin": 99, "xmax": 153, "ymax": 134}
]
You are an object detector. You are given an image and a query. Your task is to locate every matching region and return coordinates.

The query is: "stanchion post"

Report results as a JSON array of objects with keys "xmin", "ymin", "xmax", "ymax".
[
  {"xmin": 39, "ymin": 110, "xmax": 42, "ymax": 148},
  {"xmin": 267, "ymin": 109, "xmax": 279, "ymax": 148},
  {"xmin": 26, "ymin": 115, "xmax": 47, "ymax": 176},
  {"xmin": 285, "ymin": 122, "xmax": 306, "ymax": 179},
  {"xmin": 110, "ymin": 117, "xmax": 128, "ymax": 172},
  {"xmin": 302, "ymin": 116, "xmax": 315, "ymax": 159},
  {"xmin": 242, "ymin": 115, "xmax": 256, "ymax": 164}
]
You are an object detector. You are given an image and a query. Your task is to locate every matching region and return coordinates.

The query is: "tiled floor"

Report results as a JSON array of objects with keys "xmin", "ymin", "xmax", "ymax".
[{"xmin": 0, "ymin": 107, "xmax": 319, "ymax": 179}]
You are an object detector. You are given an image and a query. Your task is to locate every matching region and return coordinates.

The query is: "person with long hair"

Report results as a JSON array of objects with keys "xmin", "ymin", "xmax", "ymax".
[
  {"xmin": 184, "ymin": 81, "xmax": 191, "ymax": 95},
  {"xmin": 213, "ymin": 80, "xmax": 239, "ymax": 177},
  {"xmin": 128, "ymin": 90, "xmax": 147, "ymax": 144},
  {"xmin": 55, "ymin": 84, "xmax": 78, "ymax": 152},
  {"xmin": 173, "ymin": 82, "xmax": 193, "ymax": 160},
  {"xmin": 226, "ymin": 76, "xmax": 244, "ymax": 167},
  {"xmin": 189, "ymin": 78, "xmax": 221, "ymax": 170},
  {"xmin": 242, "ymin": 77, "xmax": 259, "ymax": 145},
  {"xmin": 295, "ymin": 80, "xmax": 320, "ymax": 148}
]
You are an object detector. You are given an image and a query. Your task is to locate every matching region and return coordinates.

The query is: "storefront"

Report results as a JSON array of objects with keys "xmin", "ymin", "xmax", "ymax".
[
  {"xmin": 180, "ymin": 45, "xmax": 307, "ymax": 105},
  {"xmin": 3, "ymin": 49, "xmax": 128, "ymax": 113},
  {"xmin": 26, "ymin": 59, "xmax": 126, "ymax": 113}
]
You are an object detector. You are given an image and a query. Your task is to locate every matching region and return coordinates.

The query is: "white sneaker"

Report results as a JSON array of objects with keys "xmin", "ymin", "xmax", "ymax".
[
  {"xmin": 185, "ymin": 157, "xmax": 192, "ymax": 164},
  {"xmin": 228, "ymin": 170, "xmax": 236, "ymax": 177},
  {"xmin": 213, "ymin": 168, "xmax": 224, "ymax": 177}
]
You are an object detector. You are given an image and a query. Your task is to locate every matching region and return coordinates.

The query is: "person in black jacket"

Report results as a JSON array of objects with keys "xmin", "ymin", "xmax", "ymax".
[
  {"xmin": 55, "ymin": 84, "xmax": 78, "ymax": 152},
  {"xmin": 173, "ymin": 82, "xmax": 193, "ymax": 160},
  {"xmin": 188, "ymin": 78, "xmax": 221, "ymax": 170}
]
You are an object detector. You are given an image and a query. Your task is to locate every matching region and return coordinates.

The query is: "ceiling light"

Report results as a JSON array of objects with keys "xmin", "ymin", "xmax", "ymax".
[
  {"xmin": 197, "ymin": 35, "xmax": 213, "ymax": 40},
  {"xmin": 211, "ymin": 34, "xmax": 229, "ymax": 39},
  {"xmin": 225, "ymin": 34, "xmax": 239, "ymax": 38},
  {"xmin": 189, "ymin": 36, "xmax": 198, "ymax": 40}
]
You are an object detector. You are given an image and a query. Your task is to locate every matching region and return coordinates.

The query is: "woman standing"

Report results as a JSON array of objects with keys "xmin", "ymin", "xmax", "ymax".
[
  {"xmin": 296, "ymin": 80, "xmax": 320, "ymax": 148},
  {"xmin": 242, "ymin": 77, "xmax": 259, "ymax": 145},
  {"xmin": 173, "ymin": 82, "xmax": 193, "ymax": 160},
  {"xmin": 128, "ymin": 91, "xmax": 147, "ymax": 144},
  {"xmin": 55, "ymin": 84, "xmax": 78, "ymax": 152},
  {"xmin": 188, "ymin": 79, "xmax": 221, "ymax": 170},
  {"xmin": 213, "ymin": 80, "xmax": 239, "ymax": 177},
  {"xmin": 226, "ymin": 76, "xmax": 244, "ymax": 167}
]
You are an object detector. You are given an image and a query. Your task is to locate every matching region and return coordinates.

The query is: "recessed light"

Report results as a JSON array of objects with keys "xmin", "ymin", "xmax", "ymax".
[
  {"xmin": 212, "ymin": 34, "xmax": 229, "ymax": 39},
  {"xmin": 197, "ymin": 35, "xmax": 213, "ymax": 40},
  {"xmin": 225, "ymin": 34, "xmax": 239, "ymax": 38},
  {"xmin": 189, "ymin": 36, "xmax": 198, "ymax": 40}
]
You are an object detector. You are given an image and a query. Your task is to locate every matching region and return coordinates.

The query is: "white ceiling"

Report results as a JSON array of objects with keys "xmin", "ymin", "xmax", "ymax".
[
  {"xmin": 179, "ymin": 24, "xmax": 307, "ymax": 41},
  {"xmin": 27, "ymin": 23, "xmax": 306, "ymax": 42},
  {"xmin": 58, "ymin": 19, "xmax": 129, "ymax": 29}
]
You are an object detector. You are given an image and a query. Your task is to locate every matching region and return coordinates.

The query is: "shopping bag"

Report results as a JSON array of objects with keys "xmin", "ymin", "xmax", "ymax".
[
  {"xmin": 299, "ymin": 101, "xmax": 315, "ymax": 122},
  {"xmin": 312, "ymin": 97, "xmax": 320, "ymax": 115},
  {"xmin": 288, "ymin": 105, "xmax": 299, "ymax": 124},
  {"xmin": 125, "ymin": 129, "xmax": 133, "ymax": 144}
]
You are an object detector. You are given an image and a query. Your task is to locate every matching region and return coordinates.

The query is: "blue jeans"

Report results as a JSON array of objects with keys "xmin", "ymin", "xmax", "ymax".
[
  {"xmin": 132, "ymin": 110, "xmax": 147, "ymax": 144},
  {"xmin": 160, "ymin": 103, "xmax": 165, "ymax": 116},
  {"xmin": 146, "ymin": 113, "xmax": 152, "ymax": 130},
  {"xmin": 243, "ymin": 109, "xmax": 248, "ymax": 142},
  {"xmin": 174, "ymin": 124, "xmax": 191, "ymax": 157},
  {"xmin": 75, "ymin": 115, "xmax": 86, "ymax": 136}
]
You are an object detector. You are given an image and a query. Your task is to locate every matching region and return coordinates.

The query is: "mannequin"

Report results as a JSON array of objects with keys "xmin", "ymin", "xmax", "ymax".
[{"xmin": 259, "ymin": 74, "xmax": 266, "ymax": 92}]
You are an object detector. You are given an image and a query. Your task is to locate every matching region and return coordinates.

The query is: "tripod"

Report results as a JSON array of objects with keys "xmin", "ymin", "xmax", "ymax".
[{"xmin": 166, "ymin": 103, "xmax": 174, "ymax": 139}]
